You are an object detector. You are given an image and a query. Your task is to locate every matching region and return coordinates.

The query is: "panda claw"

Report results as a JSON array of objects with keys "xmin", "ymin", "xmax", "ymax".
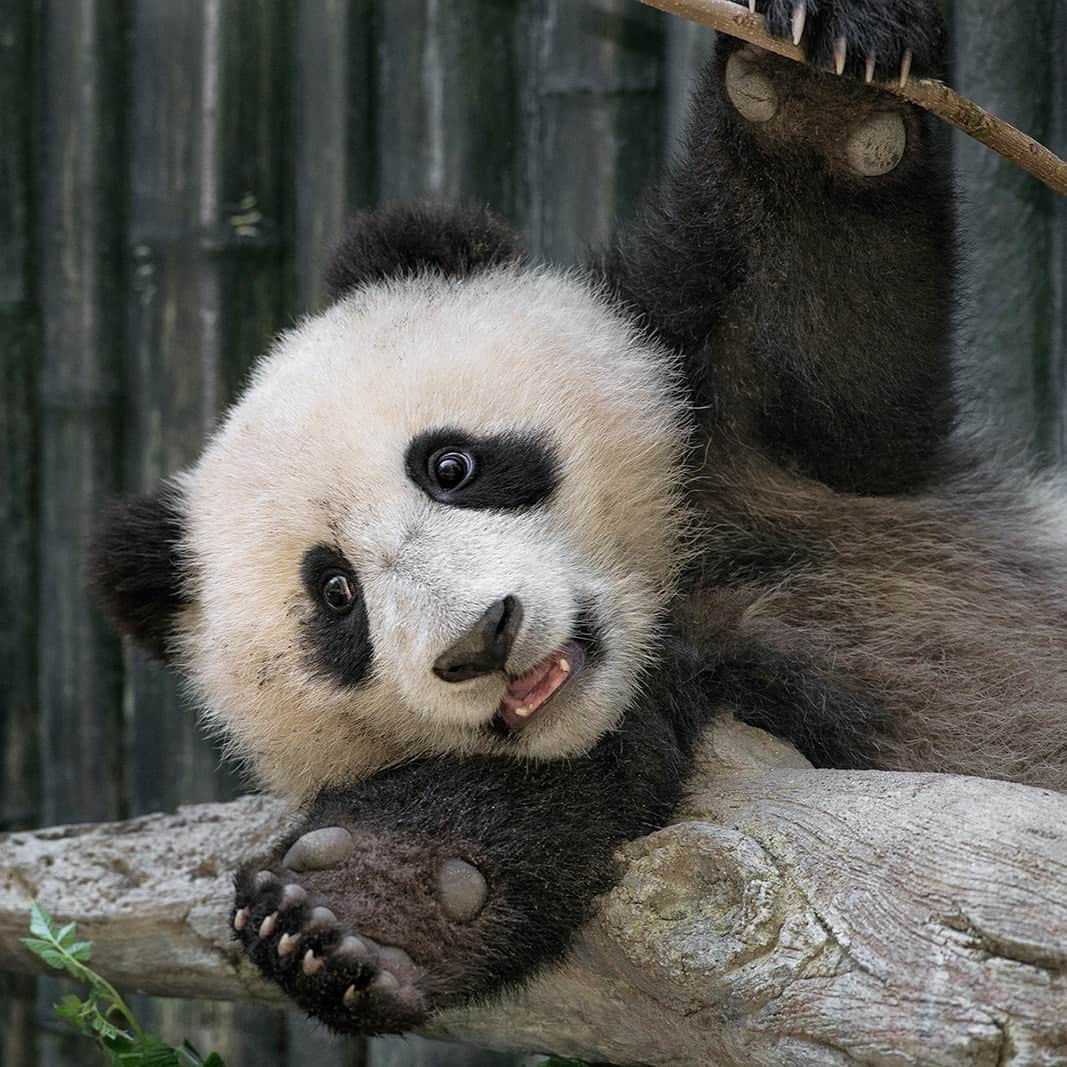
[
  {"xmin": 791, "ymin": 2, "xmax": 806, "ymax": 46},
  {"xmin": 302, "ymin": 948, "xmax": 323, "ymax": 976},
  {"xmin": 233, "ymin": 907, "xmax": 248, "ymax": 932},
  {"xmin": 343, "ymin": 984, "xmax": 361, "ymax": 1008},
  {"xmin": 259, "ymin": 911, "xmax": 278, "ymax": 938},
  {"xmin": 748, "ymin": 0, "xmax": 757, "ymax": 11},
  {"xmin": 899, "ymin": 48, "xmax": 912, "ymax": 87},
  {"xmin": 833, "ymin": 36, "xmax": 846, "ymax": 76},
  {"xmin": 278, "ymin": 932, "xmax": 301, "ymax": 957},
  {"xmin": 865, "ymin": 52, "xmax": 876, "ymax": 83}
]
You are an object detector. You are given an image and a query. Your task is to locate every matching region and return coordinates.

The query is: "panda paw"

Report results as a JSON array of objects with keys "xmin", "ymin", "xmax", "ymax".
[
  {"xmin": 232, "ymin": 821, "xmax": 491, "ymax": 1034},
  {"xmin": 722, "ymin": 40, "xmax": 919, "ymax": 179},
  {"xmin": 741, "ymin": 0, "xmax": 946, "ymax": 82}
]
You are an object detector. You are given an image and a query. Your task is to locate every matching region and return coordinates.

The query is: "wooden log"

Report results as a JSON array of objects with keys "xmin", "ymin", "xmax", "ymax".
[{"xmin": 2, "ymin": 719, "xmax": 1064, "ymax": 1066}]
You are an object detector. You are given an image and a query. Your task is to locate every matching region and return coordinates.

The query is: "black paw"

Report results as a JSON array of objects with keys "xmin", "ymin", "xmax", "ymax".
[
  {"xmin": 742, "ymin": 0, "xmax": 946, "ymax": 82},
  {"xmin": 721, "ymin": 45, "xmax": 916, "ymax": 179},
  {"xmin": 233, "ymin": 822, "xmax": 492, "ymax": 1034}
]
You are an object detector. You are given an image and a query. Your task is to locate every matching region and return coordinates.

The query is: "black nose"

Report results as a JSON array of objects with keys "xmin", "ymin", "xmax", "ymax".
[{"xmin": 433, "ymin": 596, "xmax": 523, "ymax": 683}]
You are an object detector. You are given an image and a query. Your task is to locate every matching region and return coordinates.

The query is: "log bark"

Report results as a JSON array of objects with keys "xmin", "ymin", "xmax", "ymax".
[{"xmin": 1, "ymin": 719, "xmax": 1065, "ymax": 1066}]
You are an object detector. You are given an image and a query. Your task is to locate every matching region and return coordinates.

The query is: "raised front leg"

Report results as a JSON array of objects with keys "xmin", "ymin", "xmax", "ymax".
[
  {"xmin": 604, "ymin": 0, "xmax": 954, "ymax": 494},
  {"xmin": 232, "ymin": 708, "xmax": 689, "ymax": 1034}
]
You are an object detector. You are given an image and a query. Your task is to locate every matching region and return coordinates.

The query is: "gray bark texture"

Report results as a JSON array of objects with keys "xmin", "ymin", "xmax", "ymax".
[{"xmin": 1, "ymin": 718, "xmax": 1064, "ymax": 1067}]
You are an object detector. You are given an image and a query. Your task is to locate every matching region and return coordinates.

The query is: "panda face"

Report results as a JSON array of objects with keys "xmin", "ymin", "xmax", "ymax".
[{"xmin": 174, "ymin": 265, "xmax": 690, "ymax": 800}]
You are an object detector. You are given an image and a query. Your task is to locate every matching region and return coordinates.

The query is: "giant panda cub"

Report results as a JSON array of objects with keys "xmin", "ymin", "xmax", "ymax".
[{"xmin": 91, "ymin": 0, "xmax": 1067, "ymax": 1036}]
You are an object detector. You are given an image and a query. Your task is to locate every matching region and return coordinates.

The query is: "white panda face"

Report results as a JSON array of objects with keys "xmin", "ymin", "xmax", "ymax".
[{"xmin": 175, "ymin": 265, "xmax": 690, "ymax": 800}]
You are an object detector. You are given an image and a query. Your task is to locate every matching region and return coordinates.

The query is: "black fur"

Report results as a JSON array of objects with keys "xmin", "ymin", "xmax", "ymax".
[
  {"xmin": 405, "ymin": 427, "xmax": 561, "ymax": 511},
  {"xmin": 325, "ymin": 202, "xmax": 526, "ymax": 300},
  {"xmin": 87, "ymin": 487, "xmax": 189, "ymax": 661},
  {"xmin": 602, "ymin": 26, "xmax": 955, "ymax": 494},
  {"xmin": 756, "ymin": 0, "xmax": 946, "ymax": 80},
  {"xmin": 300, "ymin": 545, "xmax": 374, "ymax": 689},
  {"xmin": 234, "ymin": 691, "xmax": 689, "ymax": 1032}
]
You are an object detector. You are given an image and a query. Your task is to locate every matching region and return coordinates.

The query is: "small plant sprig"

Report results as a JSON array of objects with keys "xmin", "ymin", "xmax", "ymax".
[{"xmin": 22, "ymin": 901, "xmax": 225, "ymax": 1067}]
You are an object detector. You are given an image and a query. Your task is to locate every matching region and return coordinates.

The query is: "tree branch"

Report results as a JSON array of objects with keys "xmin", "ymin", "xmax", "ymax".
[
  {"xmin": 2, "ymin": 719, "xmax": 1065, "ymax": 1064},
  {"xmin": 641, "ymin": 0, "xmax": 1067, "ymax": 198}
]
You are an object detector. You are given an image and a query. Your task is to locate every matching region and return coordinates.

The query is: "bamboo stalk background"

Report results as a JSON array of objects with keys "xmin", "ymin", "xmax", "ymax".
[{"xmin": 0, "ymin": 1, "xmax": 40, "ymax": 1062}]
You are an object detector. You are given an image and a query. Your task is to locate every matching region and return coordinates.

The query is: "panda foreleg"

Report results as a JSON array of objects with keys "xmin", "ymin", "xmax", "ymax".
[{"xmin": 231, "ymin": 708, "xmax": 689, "ymax": 1033}]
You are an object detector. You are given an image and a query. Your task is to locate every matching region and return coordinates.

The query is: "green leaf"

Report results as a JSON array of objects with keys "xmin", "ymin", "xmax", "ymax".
[
  {"xmin": 88, "ymin": 1008, "xmax": 129, "ymax": 1043},
  {"xmin": 36, "ymin": 947, "xmax": 70, "ymax": 971},
  {"xmin": 129, "ymin": 1036, "xmax": 184, "ymax": 1066},
  {"xmin": 56, "ymin": 921, "xmax": 78, "ymax": 945},
  {"xmin": 53, "ymin": 994, "xmax": 92, "ymax": 1034},
  {"xmin": 200, "ymin": 1055, "xmax": 227, "ymax": 1067},
  {"xmin": 19, "ymin": 936, "xmax": 54, "ymax": 958},
  {"xmin": 67, "ymin": 939, "xmax": 94, "ymax": 961},
  {"xmin": 29, "ymin": 900, "xmax": 57, "ymax": 940}
]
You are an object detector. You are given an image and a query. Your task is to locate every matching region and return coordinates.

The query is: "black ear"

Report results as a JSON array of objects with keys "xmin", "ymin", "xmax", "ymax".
[
  {"xmin": 88, "ymin": 486, "xmax": 190, "ymax": 661},
  {"xmin": 325, "ymin": 202, "xmax": 526, "ymax": 300}
]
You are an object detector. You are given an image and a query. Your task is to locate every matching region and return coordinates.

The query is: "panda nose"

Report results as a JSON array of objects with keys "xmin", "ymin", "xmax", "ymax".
[{"xmin": 433, "ymin": 596, "xmax": 524, "ymax": 683}]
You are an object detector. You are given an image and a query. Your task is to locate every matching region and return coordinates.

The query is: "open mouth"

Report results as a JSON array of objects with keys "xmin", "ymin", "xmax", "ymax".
[{"xmin": 492, "ymin": 605, "xmax": 600, "ymax": 735}]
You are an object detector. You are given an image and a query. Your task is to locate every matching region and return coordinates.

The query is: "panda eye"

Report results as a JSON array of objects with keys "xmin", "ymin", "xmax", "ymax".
[
  {"xmin": 429, "ymin": 449, "xmax": 476, "ymax": 492},
  {"xmin": 321, "ymin": 572, "xmax": 355, "ymax": 614}
]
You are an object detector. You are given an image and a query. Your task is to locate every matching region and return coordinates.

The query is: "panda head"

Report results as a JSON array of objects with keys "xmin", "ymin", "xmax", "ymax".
[{"xmin": 91, "ymin": 204, "xmax": 691, "ymax": 800}]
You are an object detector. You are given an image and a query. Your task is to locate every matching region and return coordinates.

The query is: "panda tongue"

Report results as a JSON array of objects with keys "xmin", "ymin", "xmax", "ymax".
[{"xmin": 498, "ymin": 641, "xmax": 584, "ymax": 731}]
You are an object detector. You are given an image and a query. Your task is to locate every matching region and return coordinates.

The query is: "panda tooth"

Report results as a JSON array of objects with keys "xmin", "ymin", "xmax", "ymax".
[{"xmin": 559, "ymin": 658, "xmax": 571, "ymax": 673}]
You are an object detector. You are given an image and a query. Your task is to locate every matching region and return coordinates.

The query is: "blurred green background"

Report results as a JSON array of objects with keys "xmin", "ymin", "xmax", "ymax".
[{"xmin": 1, "ymin": 0, "xmax": 1063, "ymax": 1064}]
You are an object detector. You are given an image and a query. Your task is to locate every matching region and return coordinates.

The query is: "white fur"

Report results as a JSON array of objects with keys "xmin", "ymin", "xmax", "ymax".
[{"xmin": 173, "ymin": 266, "xmax": 691, "ymax": 800}]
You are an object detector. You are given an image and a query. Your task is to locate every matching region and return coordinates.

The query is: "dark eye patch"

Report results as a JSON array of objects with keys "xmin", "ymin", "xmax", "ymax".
[
  {"xmin": 300, "ymin": 545, "xmax": 373, "ymax": 688},
  {"xmin": 405, "ymin": 427, "xmax": 560, "ymax": 510}
]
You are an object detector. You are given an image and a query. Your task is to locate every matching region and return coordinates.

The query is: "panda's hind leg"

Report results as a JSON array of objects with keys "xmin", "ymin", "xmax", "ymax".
[{"xmin": 233, "ymin": 819, "xmax": 488, "ymax": 1033}]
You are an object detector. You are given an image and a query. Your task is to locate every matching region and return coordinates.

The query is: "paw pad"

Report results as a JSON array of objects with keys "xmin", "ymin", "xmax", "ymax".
[
  {"xmin": 437, "ymin": 858, "xmax": 488, "ymax": 922},
  {"xmin": 846, "ymin": 112, "xmax": 906, "ymax": 176},
  {"xmin": 282, "ymin": 825, "xmax": 355, "ymax": 871},
  {"xmin": 725, "ymin": 51, "xmax": 780, "ymax": 124}
]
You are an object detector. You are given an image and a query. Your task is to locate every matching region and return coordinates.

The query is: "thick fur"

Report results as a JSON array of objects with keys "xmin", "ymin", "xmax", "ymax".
[
  {"xmin": 93, "ymin": 0, "xmax": 1067, "ymax": 1036},
  {"xmin": 324, "ymin": 202, "xmax": 525, "ymax": 301},
  {"xmin": 233, "ymin": 698, "xmax": 686, "ymax": 1034},
  {"xmin": 174, "ymin": 267, "xmax": 690, "ymax": 797},
  {"xmin": 89, "ymin": 488, "xmax": 190, "ymax": 660}
]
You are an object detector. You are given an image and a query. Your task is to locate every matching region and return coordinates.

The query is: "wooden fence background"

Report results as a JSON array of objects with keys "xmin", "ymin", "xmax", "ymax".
[{"xmin": 0, "ymin": 0, "xmax": 1064, "ymax": 1064}]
